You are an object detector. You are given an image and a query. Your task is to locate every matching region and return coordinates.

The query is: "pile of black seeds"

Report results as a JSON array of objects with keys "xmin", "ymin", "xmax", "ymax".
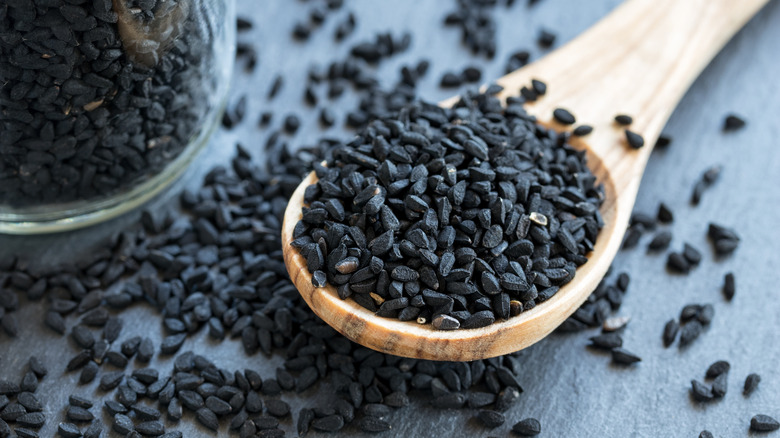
[
  {"xmin": 0, "ymin": 144, "xmax": 554, "ymax": 436},
  {"xmin": 0, "ymin": 0, "xmax": 219, "ymax": 208},
  {"xmin": 293, "ymin": 88, "xmax": 605, "ymax": 329}
]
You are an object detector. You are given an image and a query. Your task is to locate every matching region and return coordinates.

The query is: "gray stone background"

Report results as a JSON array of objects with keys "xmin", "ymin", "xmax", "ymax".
[{"xmin": 2, "ymin": 0, "xmax": 780, "ymax": 436}]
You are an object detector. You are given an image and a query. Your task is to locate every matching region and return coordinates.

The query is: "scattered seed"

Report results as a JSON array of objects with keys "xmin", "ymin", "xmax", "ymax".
[
  {"xmin": 589, "ymin": 333, "xmax": 623, "ymax": 349},
  {"xmin": 537, "ymin": 29, "xmax": 556, "ymax": 47},
  {"xmin": 572, "ymin": 125, "xmax": 593, "ymax": 136},
  {"xmin": 744, "ymin": 373, "xmax": 761, "ymax": 396},
  {"xmin": 552, "ymin": 108, "xmax": 576, "ymax": 124},
  {"xmin": 624, "ymin": 129, "xmax": 645, "ymax": 149},
  {"xmin": 705, "ymin": 361, "xmax": 730, "ymax": 379},
  {"xmin": 512, "ymin": 417, "xmax": 542, "ymax": 436},
  {"xmin": 723, "ymin": 272, "xmax": 736, "ymax": 301},
  {"xmin": 691, "ymin": 380, "xmax": 714, "ymax": 402},
  {"xmin": 750, "ymin": 415, "xmax": 780, "ymax": 432},
  {"xmin": 657, "ymin": 203, "xmax": 674, "ymax": 223},
  {"xmin": 723, "ymin": 114, "xmax": 746, "ymax": 131},
  {"xmin": 611, "ymin": 348, "xmax": 641, "ymax": 365},
  {"xmin": 477, "ymin": 409, "xmax": 505, "ymax": 428},
  {"xmin": 679, "ymin": 320, "xmax": 703, "ymax": 347}
]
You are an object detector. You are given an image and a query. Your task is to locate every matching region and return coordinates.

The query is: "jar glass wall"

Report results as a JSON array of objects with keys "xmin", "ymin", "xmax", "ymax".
[{"xmin": 0, "ymin": 0, "xmax": 235, "ymax": 233}]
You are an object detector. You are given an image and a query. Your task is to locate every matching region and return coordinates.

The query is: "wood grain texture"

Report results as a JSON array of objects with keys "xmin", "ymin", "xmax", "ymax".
[{"xmin": 281, "ymin": 0, "xmax": 769, "ymax": 361}]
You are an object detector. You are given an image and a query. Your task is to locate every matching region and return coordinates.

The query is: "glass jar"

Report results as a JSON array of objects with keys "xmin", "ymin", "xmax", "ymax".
[{"xmin": 0, "ymin": 0, "xmax": 235, "ymax": 233}]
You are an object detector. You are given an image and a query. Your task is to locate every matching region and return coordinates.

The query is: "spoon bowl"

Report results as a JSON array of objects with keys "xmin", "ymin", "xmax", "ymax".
[
  {"xmin": 282, "ymin": 138, "xmax": 619, "ymax": 361},
  {"xmin": 281, "ymin": 0, "xmax": 769, "ymax": 360}
]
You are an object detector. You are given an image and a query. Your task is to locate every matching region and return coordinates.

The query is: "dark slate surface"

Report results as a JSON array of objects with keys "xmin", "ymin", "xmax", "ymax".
[{"xmin": 2, "ymin": 1, "xmax": 780, "ymax": 436}]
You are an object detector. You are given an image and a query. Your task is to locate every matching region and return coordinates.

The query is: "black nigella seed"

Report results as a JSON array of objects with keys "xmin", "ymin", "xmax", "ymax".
[
  {"xmin": 537, "ymin": 29, "xmax": 556, "ymax": 47},
  {"xmin": 14, "ymin": 428, "xmax": 39, "ymax": 438},
  {"xmin": 512, "ymin": 417, "xmax": 542, "ymax": 436},
  {"xmin": 268, "ymin": 75, "xmax": 284, "ymax": 99},
  {"xmin": 648, "ymin": 230, "xmax": 672, "ymax": 251},
  {"xmin": 711, "ymin": 373, "xmax": 727, "ymax": 398},
  {"xmin": 531, "ymin": 79, "xmax": 547, "ymax": 95},
  {"xmin": 440, "ymin": 72, "xmax": 462, "ymax": 88},
  {"xmin": 68, "ymin": 395, "xmax": 92, "ymax": 409},
  {"xmin": 17, "ymin": 393, "xmax": 41, "ymax": 413},
  {"xmin": 655, "ymin": 135, "xmax": 672, "ymax": 148},
  {"xmin": 679, "ymin": 320, "xmax": 703, "ymax": 347},
  {"xmin": 750, "ymin": 415, "xmax": 780, "ymax": 432},
  {"xmin": 312, "ymin": 271, "xmax": 327, "ymax": 288},
  {"xmin": 705, "ymin": 360, "xmax": 730, "ymax": 379},
  {"xmin": 680, "ymin": 305, "xmax": 701, "ymax": 322},
  {"xmin": 477, "ymin": 409, "xmax": 505, "ymax": 428},
  {"xmin": 67, "ymin": 406, "xmax": 94, "ymax": 422},
  {"xmin": 723, "ymin": 114, "xmax": 746, "ymax": 131},
  {"xmin": 723, "ymin": 272, "xmax": 736, "ymax": 301},
  {"xmin": 237, "ymin": 17, "xmax": 253, "ymax": 30},
  {"xmin": 682, "ymin": 243, "xmax": 702, "ymax": 265},
  {"xmin": 16, "ymin": 412, "xmax": 45, "ymax": 428},
  {"xmin": 311, "ymin": 415, "xmax": 344, "ymax": 432},
  {"xmin": 611, "ymin": 348, "xmax": 641, "ymax": 365},
  {"xmin": 552, "ymin": 108, "xmax": 576, "ymax": 125},
  {"xmin": 707, "ymin": 223, "xmax": 740, "ymax": 255},
  {"xmin": 691, "ymin": 380, "xmax": 714, "ymax": 402},
  {"xmin": 461, "ymin": 66, "xmax": 482, "ymax": 83},
  {"xmin": 196, "ymin": 408, "xmax": 219, "ymax": 431},
  {"xmin": 744, "ymin": 373, "xmax": 761, "ymax": 396},
  {"xmin": 572, "ymin": 125, "xmax": 593, "ymax": 136},
  {"xmin": 28, "ymin": 356, "xmax": 47, "ymax": 378},
  {"xmin": 135, "ymin": 421, "xmax": 165, "ymax": 436},
  {"xmin": 657, "ymin": 202, "xmax": 674, "ymax": 223},
  {"xmin": 662, "ymin": 319, "xmax": 679, "ymax": 347},
  {"xmin": 84, "ymin": 423, "xmax": 102, "ymax": 438},
  {"xmin": 58, "ymin": 422, "xmax": 82, "ymax": 438},
  {"xmin": 305, "ymin": 85, "xmax": 318, "ymax": 106},
  {"xmin": 696, "ymin": 304, "xmax": 714, "ymax": 325},
  {"xmin": 622, "ymin": 226, "xmax": 642, "ymax": 250},
  {"xmin": 319, "ymin": 108, "xmax": 336, "ymax": 127},
  {"xmin": 699, "ymin": 431, "xmax": 713, "ymax": 438},
  {"xmin": 666, "ymin": 252, "xmax": 690, "ymax": 273},
  {"xmin": 284, "ymin": 114, "xmax": 301, "ymax": 134},
  {"xmin": 614, "ymin": 114, "xmax": 633, "ymax": 125},
  {"xmin": 113, "ymin": 414, "xmax": 134, "ymax": 435},
  {"xmin": 259, "ymin": 112, "xmax": 273, "ymax": 126},
  {"xmin": 624, "ymin": 129, "xmax": 645, "ymax": 149},
  {"xmin": 589, "ymin": 333, "xmax": 623, "ymax": 350},
  {"xmin": 161, "ymin": 333, "xmax": 186, "ymax": 354},
  {"xmin": 79, "ymin": 362, "xmax": 99, "ymax": 384}
]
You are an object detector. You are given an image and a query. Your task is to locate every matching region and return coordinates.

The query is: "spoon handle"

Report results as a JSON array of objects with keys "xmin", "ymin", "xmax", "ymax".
[{"xmin": 498, "ymin": 0, "xmax": 770, "ymax": 160}]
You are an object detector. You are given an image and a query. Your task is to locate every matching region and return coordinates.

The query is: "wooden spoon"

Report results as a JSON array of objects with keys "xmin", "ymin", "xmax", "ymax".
[{"xmin": 281, "ymin": 0, "xmax": 769, "ymax": 361}]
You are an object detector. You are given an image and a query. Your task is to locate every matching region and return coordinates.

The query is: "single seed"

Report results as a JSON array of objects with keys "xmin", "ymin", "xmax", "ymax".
[
  {"xmin": 614, "ymin": 114, "xmax": 633, "ymax": 125},
  {"xmin": 611, "ymin": 348, "xmax": 641, "ymax": 365},
  {"xmin": 723, "ymin": 272, "xmax": 735, "ymax": 301},
  {"xmin": 723, "ymin": 114, "xmax": 746, "ymax": 131},
  {"xmin": 552, "ymin": 108, "xmax": 575, "ymax": 125},
  {"xmin": 750, "ymin": 415, "xmax": 780, "ymax": 432},
  {"xmin": 512, "ymin": 417, "xmax": 542, "ymax": 436},
  {"xmin": 572, "ymin": 125, "xmax": 593, "ymax": 136},
  {"xmin": 624, "ymin": 129, "xmax": 645, "ymax": 149},
  {"xmin": 691, "ymin": 380, "xmax": 714, "ymax": 402},
  {"xmin": 744, "ymin": 373, "xmax": 761, "ymax": 396}
]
